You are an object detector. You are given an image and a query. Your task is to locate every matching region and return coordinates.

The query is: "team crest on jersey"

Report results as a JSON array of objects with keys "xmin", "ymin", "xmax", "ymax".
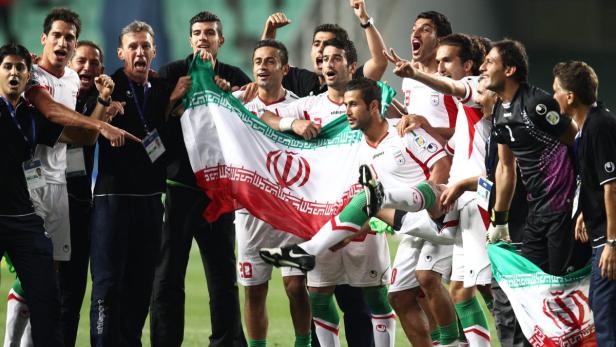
[
  {"xmin": 393, "ymin": 150, "xmax": 405, "ymax": 165},
  {"xmin": 414, "ymin": 135, "xmax": 426, "ymax": 148},
  {"xmin": 605, "ymin": 161, "xmax": 615, "ymax": 173},
  {"xmin": 430, "ymin": 93, "xmax": 439, "ymax": 106},
  {"xmin": 545, "ymin": 111, "xmax": 560, "ymax": 125},
  {"xmin": 426, "ymin": 143, "xmax": 438, "ymax": 153}
]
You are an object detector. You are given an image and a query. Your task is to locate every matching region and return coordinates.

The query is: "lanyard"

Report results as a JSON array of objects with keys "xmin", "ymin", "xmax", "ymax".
[
  {"xmin": 128, "ymin": 81, "xmax": 151, "ymax": 133},
  {"xmin": 1, "ymin": 96, "xmax": 35, "ymax": 154}
]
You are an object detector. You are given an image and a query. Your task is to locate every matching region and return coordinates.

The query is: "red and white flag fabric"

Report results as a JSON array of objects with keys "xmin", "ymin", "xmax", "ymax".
[
  {"xmin": 180, "ymin": 59, "xmax": 368, "ymax": 240},
  {"xmin": 489, "ymin": 243, "xmax": 596, "ymax": 346}
]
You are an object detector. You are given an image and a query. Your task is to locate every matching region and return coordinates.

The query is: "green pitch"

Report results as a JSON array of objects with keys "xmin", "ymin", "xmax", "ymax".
[{"xmin": 0, "ymin": 237, "xmax": 500, "ymax": 346}]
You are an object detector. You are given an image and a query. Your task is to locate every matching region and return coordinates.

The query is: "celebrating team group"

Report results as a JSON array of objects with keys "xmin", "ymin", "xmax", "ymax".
[{"xmin": 0, "ymin": 0, "xmax": 614, "ymax": 346}]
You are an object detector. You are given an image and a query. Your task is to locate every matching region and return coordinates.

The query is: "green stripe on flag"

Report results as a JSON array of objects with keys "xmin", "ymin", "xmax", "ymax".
[
  {"xmin": 184, "ymin": 58, "xmax": 396, "ymax": 150},
  {"xmin": 488, "ymin": 242, "xmax": 591, "ymax": 288}
]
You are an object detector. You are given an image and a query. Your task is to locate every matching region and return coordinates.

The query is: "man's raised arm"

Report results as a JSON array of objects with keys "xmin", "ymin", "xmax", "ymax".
[{"xmin": 351, "ymin": 0, "xmax": 388, "ymax": 81}]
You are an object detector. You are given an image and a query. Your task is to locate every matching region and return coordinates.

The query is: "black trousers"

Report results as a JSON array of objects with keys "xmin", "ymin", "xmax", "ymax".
[
  {"xmin": 58, "ymin": 195, "xmax": 91, "ymax": 347},
  {"xmin": 522, "ymin": 212, "xmax": 590, "ymax": 275},
  {"xmin": 149, "ymin": 184, "xmax": 246, "ymax": 347},
  {"xmin": 90, "ymin": 195, "xmax": 162, "ymax": 347},
  {"xmin": 0, "ymin": 214, "xmax": 62, "ymax": 347}
]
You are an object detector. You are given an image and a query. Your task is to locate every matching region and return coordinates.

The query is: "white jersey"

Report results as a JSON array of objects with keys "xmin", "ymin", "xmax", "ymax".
[
  {"xmin": 359, "ymin": 120, "xmax": 446, "ymax": 189},
  {"xmin": 233, "ymin": 89, "xmax": 299, "ymax": 117},
  {"xmin": 276, "ymin": 92, "xmax": 346, "ymax": 126},
  {"xmin": 402, "ymin": 77, "xmax": 458, "ymax": 129},
  {"xmin": 447, "ymin": 76, "xmax": 492, "ymax": 205},
  {"xmin": 26, "ymin": 65, "xmax": 80, "ymax": 184}
]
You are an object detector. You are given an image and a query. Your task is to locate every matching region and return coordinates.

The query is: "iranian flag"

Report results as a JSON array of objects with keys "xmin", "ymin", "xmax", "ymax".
[
  {"xmin": 180, "ymin": 58, "xmax": 369, "ymax": 240},
  {"xmin": 489, "ymin": 243, "xmax": 596, "ymax": 346}
]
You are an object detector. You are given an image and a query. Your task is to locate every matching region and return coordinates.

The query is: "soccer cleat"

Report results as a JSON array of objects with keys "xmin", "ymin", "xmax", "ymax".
[
  {"xmin": 259, "ymin": 244, "xmax": 316, "ymax": 272},
  {"xmin": 358, "ymin": 164, "xmax": 384, "ymax": 217}
]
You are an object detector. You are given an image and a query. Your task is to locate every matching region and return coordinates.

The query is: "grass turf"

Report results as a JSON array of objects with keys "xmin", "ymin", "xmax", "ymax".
[{"xmin": 0, "ymin": 236, "xmax": 500, "ymax": 346}]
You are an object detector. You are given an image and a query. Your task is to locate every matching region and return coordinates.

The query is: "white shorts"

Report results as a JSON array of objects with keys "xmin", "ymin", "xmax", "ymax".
[
  {"xmin": 29, "ymin": 183, "xmax": 71, "ymax": 261},
  {"xmin": 307, "ymin": 232, "xmax": 390, "ymax": 288},
  {"xmin": 449, "ymin": 199, "xmax": 492, "ymax": 287},
  {"xmin": 235, "ymin": 210, "xmax": 305, "ymax": 286},
  {"xmin": 389, "ymin": 235, "xmax": 452, "ymax": 293}
]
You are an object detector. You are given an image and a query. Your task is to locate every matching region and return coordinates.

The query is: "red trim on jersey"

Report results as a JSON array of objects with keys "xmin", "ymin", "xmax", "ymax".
[
  {"xmin": 327, "ymin": 95, "xmax": 344, "ymax": 106},
  {"xmin": 405, "ymin": 148, "xmax": 430, "ymax": 179},
  {"xmin": 365, "ymin": 131, "xmax": 389, "ymax": 148},
  {"xmin": 303, "ymin": 110, "xmax": 311, "ymax": 121},
  {"xmin": 464, "ymin": 328, "xmax": 491, "ymax": 341},
  {"xmin": 257, "ymin": 93, "xmax": 287, "ymax": 106},
  {"xmin": 314, "ymin": 320, "xmax": 339, "ymax": 335},
  {"xmin": 425, "ymin": 149, "xmax": 445, "ymax": 166},
  {"xmin": 464, "ymin": 106, "xmax": 484, "ymax": 158},
  {"xmin": 460, "ymin": 80, "xmax": 473, "ymax": 104},
  {"xmin": 445, "ymin": 143, "xmax": 455, "ymax": 155},
  {"xmin": 441, "ymin": 219, "xmax": 459, "ymax": 231},
  {"xmin": 37, "ymin": 64, "xmax": 65, "ymax": 78},
  {"xmin": 443, "ymin": 95, "xmax": 458, "ymax": 128},
  {"xmin": 477, "ymin": 205, "xmax": 490, "ymax": 230}
]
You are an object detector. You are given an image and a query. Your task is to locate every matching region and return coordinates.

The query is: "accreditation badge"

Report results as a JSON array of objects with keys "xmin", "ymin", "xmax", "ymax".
[
  {"xmin": 476, "ymin": 177, "xmax": 493, "ymax": 211},
  {"xmin": 143, "ymin": 129, "xmax": 166, "ymax": 163},
  {"xmin": 23, "ymin": 159, "xmax": 46, "ymax": 190}
]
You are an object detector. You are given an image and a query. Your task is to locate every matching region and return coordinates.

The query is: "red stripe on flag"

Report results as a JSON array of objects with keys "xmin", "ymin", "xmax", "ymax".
[{"xmin": 196, "ymin": 166, "xmax": 360, "ymax": 240}]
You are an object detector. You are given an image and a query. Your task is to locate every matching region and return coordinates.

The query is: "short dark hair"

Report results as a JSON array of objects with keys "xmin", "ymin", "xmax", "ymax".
[
  {"xmin": 0, "ymin": 43, "xmax": 32, "ymax": 71},
  {"xmin": 76, "ymin": 40, "xmax": 104, "ymax": 64},
  {"xmin": 118, "ymin": 21, "xmax": 155, "ymax": 47},
  {"xmin": 416, "ymin": 11, "xmax": 452, "ymax": 38},
  {"xmin": 190, "ymin": 11, "xmax": 223, "ymax": 36},
  {"xmin": 43, "ymin": 8, "xmax": 81, "ymax": 38},
  {"xmin": 492, "ymin": 39, "xmax": 528, "ymax": 83},
  {"xmin": 322, "ymin": 38, "xmax": 358, "ymax": 65},
  {"xmin": 253, "ymin": 39, "xmax": 289, "ymax": 65},
  {"xmin": 312, "ymin": 23, "xmax": 349, "ymax": 42},
  {"xmin": 346, "ymin": 77, "xmax": 382, "ymax": 110},
  {"xmin": 553, "ymin": 61, "xmax": 598, "ymax": 105},
  {"xmin": 439, "ymin": 33, "xmax": 484, "ymax": 75}
]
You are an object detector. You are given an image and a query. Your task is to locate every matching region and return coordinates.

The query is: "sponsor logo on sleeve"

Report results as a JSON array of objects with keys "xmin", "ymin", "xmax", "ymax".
[
  {"xmin": 535, "ymin": 103, "xmax": 547, "ymax": 115},
  {"xmin": 605, "ymin": 161, "xmax": 615, "ymax": 173}
]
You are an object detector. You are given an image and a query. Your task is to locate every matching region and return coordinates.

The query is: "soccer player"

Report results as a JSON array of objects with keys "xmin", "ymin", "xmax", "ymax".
[
  {"xmin": 396, "ymin": 11, "xmax": 457, "ymax": 139},
  {"xmin": 230, "ymin": 39, "xmax": 311, "ymax": 347},
  {"xmin": 150, "ymin": 11, "xmax": 251, "ymax": 347},
  {"xmin": 385, "ymin": 33, "xmax": 493, "ymax": 346},
  {"xmin": 551, "ymin": 60, "xmax": 616, "ymax": 345},
  {"xmin": 480, "ymin": 40, "xmax": 590, "ymax": 275},
  {"xmin": 258, "ymin": 39, "xmax": 398, "ymax": 346}
]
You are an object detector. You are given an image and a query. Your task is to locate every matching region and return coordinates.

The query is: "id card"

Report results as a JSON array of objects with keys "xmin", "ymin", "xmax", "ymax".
[
  {"xmin": 477, "ymin": 177, "xmax": 493, "ymax": 211},
  {"xmin": 66, "ymin": 147, "xmax": 87, "ymax": 177},
  {"xmin": 143, "ymin": 129, "xmax": 166, "ymax": 163},
  {"xmin": 23, "ymin": 159, "xmax": 46, "ymax": 190}
]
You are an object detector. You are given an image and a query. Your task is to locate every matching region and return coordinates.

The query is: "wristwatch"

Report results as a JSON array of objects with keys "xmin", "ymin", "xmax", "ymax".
[
  {"xmin": 360, "ymin": 17, "xmax": 374, "ymax": 29},
  {"xmin": 607, "ymin": 239, "xmax": 616, "ymax": 248}
]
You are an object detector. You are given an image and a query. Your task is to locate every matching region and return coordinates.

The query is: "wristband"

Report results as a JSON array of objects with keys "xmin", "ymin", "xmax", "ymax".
[
  {"xmin": 490, "ymin": 210, "xmax": 509, "ymax": 225},
  {"xmin": 360, "ymin": 17, "xmax": 374, "ymax": 28},
  {"xmin": 97, "ymin": 96, "xmax": 111, "ymax": 107},
  {"xmin": 279, "ymin": 117, "xmax": 295, "ymax": 132}
]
